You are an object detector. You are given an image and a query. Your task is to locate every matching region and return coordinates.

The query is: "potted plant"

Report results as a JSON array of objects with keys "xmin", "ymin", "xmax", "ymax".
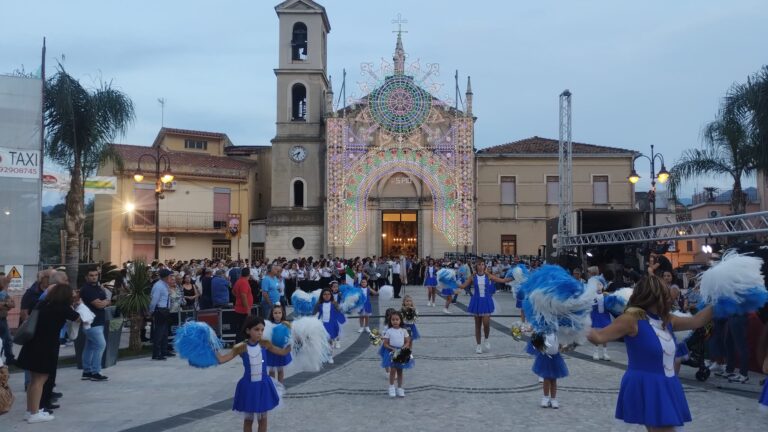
[{"xmin": 117, "ymin": 259, "xmax": 151, "ymax": 352}]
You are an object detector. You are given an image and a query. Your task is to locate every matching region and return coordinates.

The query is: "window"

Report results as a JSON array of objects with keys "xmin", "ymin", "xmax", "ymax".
[
  {"xmin": 686, "ymin": 240, "xmax": 693, "ymax": 252},
  {"xmin": 501, "ymin": 235, "xmax": 517, "ymax": 256},
  {"xmin": 212, "ymin": 240, "xmax": 231, "ymax": 260},
  {"xmin": 213, "ymin": 188, "xmax": 230, "ymax": 229},
  {"xmin": 251, "ymin": 243, "xmax": 265, "ymax": 262},
  {"xmin": 292, "ymin": 179, "xmax": 305, "ymax": 207},
  {"xmin": 500, "ymin": 176, "xmax": 516, "ymax": 204},
  {"xmin": 291, "ymin": 237, "xmax": 305, "ymax": 251},
  {"xmin": 546, "ymin": 176, "xmax": 559, "ymax": 204},
  {"xmin": 133, "ymin": 187, "xmax": 156, "ymax": 226},
  {"xmin": 291, "ymin": 22, "xmax": 308, "ymax": 61},
  {"xmin": 593, "ymin": 175, "xmax": 609, "ymax": 204},
  {"xmin": 291, "ymin": 83, "xmax": 307, "ymax": 121},
  {"xmin": 184, "ymin": 139, "xmax": 208, "ymax": 150}
]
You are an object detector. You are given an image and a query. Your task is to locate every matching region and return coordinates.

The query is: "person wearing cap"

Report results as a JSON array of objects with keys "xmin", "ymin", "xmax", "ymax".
[
  {"xmin": 80, "ymin": 266, "xmax": 110, "ymax": 381},
  {"xmin": 149, "ymin": 269, "xmax": 174, "ymax": 360}
]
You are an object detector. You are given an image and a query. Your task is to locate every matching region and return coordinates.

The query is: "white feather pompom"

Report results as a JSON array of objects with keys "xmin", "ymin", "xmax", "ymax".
[
  {"xmin": 699, "ymin": 251, "xmax": 768, "ymax": 318},
  {"xmin": 262, "ymin": 319, "xmax": 275, "ymax": 343},
  {"xmin": 379, "ymin": 285, "xmax": 394, "ymax": 301},
  {"xmin": 288, "ymin": 317, "xmax": 333, "ymax": 372}
]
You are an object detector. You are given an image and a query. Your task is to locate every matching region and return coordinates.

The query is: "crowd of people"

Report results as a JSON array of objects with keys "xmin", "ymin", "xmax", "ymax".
[{"xmin": 1, "ymin": 250, "xmax": 766, "ymax": 430}]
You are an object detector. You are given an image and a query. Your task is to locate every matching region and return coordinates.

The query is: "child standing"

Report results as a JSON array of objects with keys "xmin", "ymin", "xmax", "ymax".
[
  {"xmin": 381, "ymin": 311, "xmax": 413, "ymax": 397},
  {"xmin": 424, "ymin": 260, "xmax": 437, "ymax": 307},
  {"xmin": 457, "ymin": 261, "xmax": 512, "ymax": 353},
  {"xmin": 400, "ymin": 295, "xmax": 420, "ymax": 341},
  {"xmin": 265, "ymin": 304, "xmax": 292, "ymax": 385},
  {"xmin": 532, "ymin": 332, "xmax": 569, "ymax": 409},
  {"xmin": 590, "ymin": 284, "xmax": 612, "ymax": 361},
  {"xmin": 357, "ymin": 278, "xmax": 378, "ymax": 334},
  {"xmin": 380, "ymin": 308, "xmax": 397, "ymax": 375},
  {"xmin": 217, "ymin": 316, "xmax": 291, "ymax": 432},
  {"xmin": 329, "ymin": 281, "xmax": 342, "ymax": 348},
  {"xmin": 314, "ymin": 288, "xmax": 344, "ymax": 364}
]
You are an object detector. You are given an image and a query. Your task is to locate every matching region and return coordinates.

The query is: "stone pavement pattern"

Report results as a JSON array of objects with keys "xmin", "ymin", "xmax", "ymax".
[{"xmin": 1, "ymin": 286, "xmax": 765, "ymax": 431}]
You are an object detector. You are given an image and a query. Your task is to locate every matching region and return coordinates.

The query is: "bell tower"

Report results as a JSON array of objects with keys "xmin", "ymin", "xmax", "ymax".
[{"xmin": 268, "ymin": 0, "xmax": 331, "ymax": 258}]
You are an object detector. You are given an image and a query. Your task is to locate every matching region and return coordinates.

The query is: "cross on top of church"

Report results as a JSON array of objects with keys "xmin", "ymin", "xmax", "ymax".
[{"xmin": 392, "ymin": 13, "xmax": 408, "ymax": 35}]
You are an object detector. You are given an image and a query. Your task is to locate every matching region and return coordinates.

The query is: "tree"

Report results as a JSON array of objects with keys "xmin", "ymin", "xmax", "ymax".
[
  {"xmin": 44, "ymin": 66, "xmax": 134, "ymax": 283},
  {"xmin": 669, "ymin": 97, "xmax": 757, "ymax": 215},
  {"xmin": 117, "ymin": 259, "xmax": 151, "ymax": 352},
  {"xmin": 726, "ymin": 66, "xmax": 768, "ymax": 174}
]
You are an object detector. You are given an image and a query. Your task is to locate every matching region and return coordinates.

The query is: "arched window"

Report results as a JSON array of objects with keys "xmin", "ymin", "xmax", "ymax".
[
  {"xmin": 292, "ymin": 179, "xmax": 305, "ymax": 207},
  {"xmin": 291, "ymin": 22, "xmax": 308, "ymax": 61},
  {"xmin": 291, "ymin": 83, "xmax": 307, "ymax": 121}
]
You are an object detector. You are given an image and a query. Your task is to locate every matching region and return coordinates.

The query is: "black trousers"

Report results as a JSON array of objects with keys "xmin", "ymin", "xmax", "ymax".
[
  {"xmin": 233, "ymin": 312, "xmax": 248, "ymax": 343},
  {"xmin": 152, "ymin": 311, "xmax": 169, "ymax": 358},
  {"xmin": 393, "ymin": 274, "xmax": 402, "ymax": 298},
  {"xmin": 285, "ymin": 279, "xmax": 296, "ymax": 305},
  {"xmin": 40, "ymin": 368, "xmax": 56, "ymax": 408}
]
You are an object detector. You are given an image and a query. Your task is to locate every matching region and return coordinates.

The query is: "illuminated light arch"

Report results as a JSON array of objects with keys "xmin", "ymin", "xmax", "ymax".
[{"xmin": 341, "ymin": 148, "xmax": 457, "ymax": 245}]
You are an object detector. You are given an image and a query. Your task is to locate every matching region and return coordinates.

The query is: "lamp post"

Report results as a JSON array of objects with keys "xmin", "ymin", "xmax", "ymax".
[
  {"xmin": 132, "ymin": 146, "xmax": 173, "ymax": 260},
  {"xmin": 628, "ymin": 144, "xmax": 670, "ymax": 226}
]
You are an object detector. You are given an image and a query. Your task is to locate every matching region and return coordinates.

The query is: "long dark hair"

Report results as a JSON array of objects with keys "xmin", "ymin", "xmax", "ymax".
[{"xmin": 627, "ymin": 275, "xmax": 672, "ymax": 323}]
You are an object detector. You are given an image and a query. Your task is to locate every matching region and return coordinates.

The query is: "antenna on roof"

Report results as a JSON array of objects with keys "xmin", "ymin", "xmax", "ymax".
[{"xmin": 158, "ymin": 98, "xmax": 166, "ymax": 127}]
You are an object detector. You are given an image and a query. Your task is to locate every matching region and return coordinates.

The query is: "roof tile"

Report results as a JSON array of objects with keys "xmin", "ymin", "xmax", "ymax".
[
  {"xmin": 112, "ymin": 144, "xmax": 250, "ymax": 181},
  {"xmin": 478, "ymin": 136, "xmax": 635, "ymax": 155}
]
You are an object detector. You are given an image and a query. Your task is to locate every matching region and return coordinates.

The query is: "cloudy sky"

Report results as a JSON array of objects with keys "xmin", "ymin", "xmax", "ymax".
[{"xmin": 3, "ymin": 0, "xmax": 767, "ymax": 200}]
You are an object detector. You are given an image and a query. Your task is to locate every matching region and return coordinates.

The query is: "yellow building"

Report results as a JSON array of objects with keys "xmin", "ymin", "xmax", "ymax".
[
  {"xmin": 475, "ymin": 136, "xmax": 636, "ymax": 256},
  {"xmin": 93, "ymin": 127, "xmax": 270, "ymax": 264}
]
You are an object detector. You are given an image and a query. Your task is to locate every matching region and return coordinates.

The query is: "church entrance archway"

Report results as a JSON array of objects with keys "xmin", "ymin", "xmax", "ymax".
[{"xmin": 381, "ymin": 211, "xmax": 418, "ymax": 257}]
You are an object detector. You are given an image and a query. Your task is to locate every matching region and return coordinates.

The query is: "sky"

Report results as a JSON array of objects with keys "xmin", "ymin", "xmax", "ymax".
[{"xmin": 3, "ymin": 0, "xmax": 767, "ymax": 203}]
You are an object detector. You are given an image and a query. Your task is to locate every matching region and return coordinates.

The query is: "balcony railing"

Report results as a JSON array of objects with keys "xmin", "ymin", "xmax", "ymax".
[{"xmin": 128, "ymin": 211, "xmax": 227, "ymax": 233}]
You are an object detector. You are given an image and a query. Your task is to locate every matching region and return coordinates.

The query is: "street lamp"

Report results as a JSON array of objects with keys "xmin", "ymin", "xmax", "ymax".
[
  {"xmin": 628, "ymin": 144, "xmax": 670, "ymax": 226},
  {"xmin": 132, "ymin": 146, "xmax": 173, "ymax": 260}
]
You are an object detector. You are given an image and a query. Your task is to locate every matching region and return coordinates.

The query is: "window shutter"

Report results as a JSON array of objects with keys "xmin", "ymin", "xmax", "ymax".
[
  {"xmin": 500, "ymin": 176, "xmax": 516, "ymax": 204},
  {"xmin": 593, "ymin": 176, "xmax": 609, "ymax": 204},
  {"xmin": 546, "ymin": 176, "xmax": 559, "ymax": 204}
]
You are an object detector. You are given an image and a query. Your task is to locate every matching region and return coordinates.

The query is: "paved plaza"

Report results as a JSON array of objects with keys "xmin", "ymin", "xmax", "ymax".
[{"xmin": 1, "ymin": 287, "xmax": 766, "ymax": 432}]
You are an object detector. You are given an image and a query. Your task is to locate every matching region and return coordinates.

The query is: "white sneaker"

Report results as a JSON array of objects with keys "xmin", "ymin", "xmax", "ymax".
[
  {"xmin": 396, "ymin": 387, "xmax": 405, "ymax": 397},
  {"xmin": 484, "ymin": 340, "xmax": 491, "ymax": 351},
  {"xmin": 27, "ymin": 411, "xmax": 55, "ymax": 423},
  {"xmin": 327, "ymin": 357, "xmax": 334, "ymax": 364},
  {"xmin": 601, "ymin": 349, "xmax": 611, "ymax": 361},
  {"xmin": 334, "ymin": 340, "xmax": 341, "ymax": 349},
  {"xmin": 388, "ymin": 385, "xmax": 396, "ymax": 398},
  {"xmin": 357, "ymin": 327, "xmax": 365, "ymax": 333},
  {"xmin": 430, "ymin": 302, "xmax": 435, "ymax": 307},
  {"xmin": 550, "ymin": 398, "xmax": 559, "ymax": 409},
  {"xmin": 538, "ymin": 376, "xmax": 544, "ymax": 383},
  {"xmin": 443, "ymin": 308, "xmax": 452, "ymax": 314},
  {"xmin": 365, "ymin": 327, "xmax": 371, "ymax": 334},
  {"xmin": 427, "ymin": 302, "xmax": 432, "ymax": 307},
  {"xmin": 540, "ymin": 396, "xmax": 551, "ymax": 408},
  {"xmin": 475, "ymin": 345, "xmax": 483, "ymax": 354},
  {"xmin": 592, "ymin": 350, "xmax": 600, "ymax": 361}
]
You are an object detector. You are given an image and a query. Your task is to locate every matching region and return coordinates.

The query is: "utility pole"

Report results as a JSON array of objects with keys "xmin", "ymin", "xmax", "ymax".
[{"xmin": 557, "ymin": 90, "xmax": 573, "ymax": 259}]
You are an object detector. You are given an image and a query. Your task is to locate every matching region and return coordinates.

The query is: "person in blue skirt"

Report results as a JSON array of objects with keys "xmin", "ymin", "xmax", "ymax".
[
  {"xmin": 216, "ymin": 316, "xmax": 290, "ymax": 432},
  {"xmin": 532, "ymin": 332, "xmax": 569, "ymax": 409},
  {"xmin": 588, "ymin": 275, "xmax": 713, "ymax": 431},
  {"xmin": 457, "ymin": 261, "xmax": 512, "ymax": 354},
  {"xmin": 356, "ymin": 278, "xmax": 378, "ymax": 334},
  {"xmin": 587, "ymin": 267, "xmax": 612, "ymax": 361},
  {"xmin": 381, "ymin": 310, "xmax": 413, "ymax": 397},
  {"xmin": 265, "ymin": 304, "xmax": 292, "ymax": 385},
  {"xmin": 423, "ymin": 259, "xmax": 438, "ymax": 308},
  {"xmin": 314, "ymin": 288, "xmax": 345, "ymax": 364},
  {"xmin": 400, "ymin": 295, "xmax": 420, "ymax": 342}
]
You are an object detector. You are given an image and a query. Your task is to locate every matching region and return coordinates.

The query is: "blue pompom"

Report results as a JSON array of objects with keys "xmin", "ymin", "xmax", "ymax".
[
  {"xmin": 520, "ymin": 264, "xmax": 590, "ymax": 335},
  {"xmin": 174, "ymin": 321, "xmax": 222, "ymax": 368},
  {"xmin": 704, "ymin": 286, "xmax": 768, "ymax": 319},
  {"xmin": 339, "ymin": 284, "xmax": 356, "ymax": 294},
  {"xmin": 271, "ymin": 323, "xmax": 291, "ymax": 348},
  {"xmin": 437, "ymin": 268, "xmax": 459, "ymax": 291},
  {"xmin": 341, "ymin": 286, "xmax": 366, "ymax": 313},
  {"xmin": 291, "ymin": 291, "xmax": 316, "ymax": 316}
]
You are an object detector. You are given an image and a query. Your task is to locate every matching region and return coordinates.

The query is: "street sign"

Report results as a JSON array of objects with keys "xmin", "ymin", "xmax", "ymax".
[
  {"xmin": 0, "ymin": 147, "xmax": 40, "ymax": 179},
  {"xmin": 4, "ymin": 264, "xmax": 24, "ymax": 291}
]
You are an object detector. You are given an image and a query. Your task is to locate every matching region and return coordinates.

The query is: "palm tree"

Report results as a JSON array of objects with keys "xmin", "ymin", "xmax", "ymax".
[
  {"xmin": 669, "ymin": 99, "xmax": 757, "ymax": 215},
  {"xmin": 117, "ymin": 259, "xmax": 151, "ymax": 352},
  {"xmin": 44, "ymin": 66, "xmax": 134, "ymax": 283},
  {"xmin": 726, "ymin": 66, "xmax": 768, "ymax": 173}
]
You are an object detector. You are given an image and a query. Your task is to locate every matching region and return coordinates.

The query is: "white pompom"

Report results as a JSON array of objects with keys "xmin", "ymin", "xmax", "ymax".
[
  {"xmin": 288, "ymin": 317, "xmax": 332, "ymax": 372},
  {"xmin": 379, "ymin": 285, "xmax": 394, "ymax": 300},
  {"xmin": 671, "ymin": 310, "xmax": 693, "ymax": 341},
  {"xmin": 699, "ymin": 252, "xmax": 764, "ymax": 303}
]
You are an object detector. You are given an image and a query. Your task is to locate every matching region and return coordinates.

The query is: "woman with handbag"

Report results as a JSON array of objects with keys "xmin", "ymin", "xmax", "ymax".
[{"xmin": 15, "ymin": 283, "xmax": 80, "ymax": 423}]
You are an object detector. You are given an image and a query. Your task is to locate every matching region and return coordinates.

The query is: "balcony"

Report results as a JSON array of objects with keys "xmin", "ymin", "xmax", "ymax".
[{"xmin": 127, "ymin": 211, "xmax": 227, "ymax": 233}]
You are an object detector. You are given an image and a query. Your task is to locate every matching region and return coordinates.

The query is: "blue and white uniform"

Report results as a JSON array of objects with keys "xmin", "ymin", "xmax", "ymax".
[
  {"xmin": 402, "ymin": 307, "xmax": 420, "ymax": 340},
  {"xmin": 590, "ymin": 296, "xmax": 612, "ymax": 329},
  {"xmin": 264, "ymin": 323, "xmax": 292, "ymax": 369},
  {"xmin": 381, "ymin": 327, "xmax": 414, "ymax": 369},
  {"xmin": 360, "ymin": 286, "xmax": 372, "ymax": 316},
  {"xmin": 317, "ymin": 302, "xmax": 344, "ymax": 339},
  {"xmin": 232, "ymin": 344, "xmax": 280, "ymax": 418},
  {"xmin": 615, "ymin": 312, "xmax": 691, "ymax": 428},
  {"xmin": 424, "ymin": 266, "xmax": 437, "ymax": 287},
  {"xmin": 467, "ymin": 274, "xmax": 495, "ymax": 316},
  {"xmin": 532, "ymin": 333, "xmax": 569, "ymax": 379}
]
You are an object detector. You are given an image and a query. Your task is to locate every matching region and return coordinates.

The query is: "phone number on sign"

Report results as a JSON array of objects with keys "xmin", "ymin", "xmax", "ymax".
[{"xmin": 0, "ymin": 166, "xmax": 39, "ymax": 174}]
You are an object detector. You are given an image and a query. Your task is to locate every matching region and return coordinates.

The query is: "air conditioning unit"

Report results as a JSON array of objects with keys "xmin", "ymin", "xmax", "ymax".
[
  {"xmin": 161, "ymin": 236, "xmax": 176, "ymax": 247},
  {"xmin": 708, "ymin": 210, "xmax": 722, "ymax": 219},
  {"xmin": 162, "ymin": 181, "xmax": 177, "ymax": 191}
]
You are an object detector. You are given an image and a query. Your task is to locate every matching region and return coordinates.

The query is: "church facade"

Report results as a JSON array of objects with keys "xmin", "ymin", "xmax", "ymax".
[{"xmin": 267, "ymin": 0, "xmax": 475, "ymax": 259}]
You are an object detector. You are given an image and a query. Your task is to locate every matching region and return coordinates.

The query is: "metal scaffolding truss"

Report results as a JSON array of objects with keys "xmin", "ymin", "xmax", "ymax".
[{"xmin": 561, "ymin": 211, "xmax": 768, "ymax": 247}]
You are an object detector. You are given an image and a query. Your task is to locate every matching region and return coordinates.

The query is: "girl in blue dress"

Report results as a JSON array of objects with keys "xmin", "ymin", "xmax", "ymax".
[
  {"xmin": 457, "ymin": 261, "xmax": 512, "ymax": 354},
  {"xmin": 531, "ymin": 332, "xmax": 569, "ymax": 409},
  {"xmin": 314, "ymin": 288, "xmax": 345, "ymax": 364},
  {"xmin": 381, "ymin": 311, "xmax": 413, "ymax": 397},
  {"xmin": 588, "ymin": 275, "xmax": 714, "ymax": 431},
  {"xmin": 588, "ymin": 270, "xmax": 612, "ymax": 361},
  {"xmin": 356, "ymin": 278, "xmax": 378, "ymax": 334},
  {"xmin": 217, "ymin": 316, "xmax": 290, "ymax": 432},
  {"xmin": 265, "ymin": 304, "xmax": 292, "ymax": 385},
  {"xmin": 423, "ymin": 260, "xmax": 438, "ymax": 307},
  {"xmin": 400, "ymin": 295, "xmax": 420, "ymax": 341}
]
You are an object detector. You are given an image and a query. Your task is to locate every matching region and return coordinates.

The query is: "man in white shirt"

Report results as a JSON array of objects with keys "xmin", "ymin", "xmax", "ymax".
[{"xmin": 392, "ymin": 258, "xmax": 402, "ymax": 298}]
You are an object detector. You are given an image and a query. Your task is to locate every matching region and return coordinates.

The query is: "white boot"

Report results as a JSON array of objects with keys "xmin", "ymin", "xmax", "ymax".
[
  {"xmin": 592, "ymin": 348, "xmax": 600, "ymax": 361},
  {"xmin": 388, "ymin": 385, "xmax": 396, "ymax": 398},
  {"xmin": 601, "ymin": 347, "xmax": 611, "ymax": 361}
]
